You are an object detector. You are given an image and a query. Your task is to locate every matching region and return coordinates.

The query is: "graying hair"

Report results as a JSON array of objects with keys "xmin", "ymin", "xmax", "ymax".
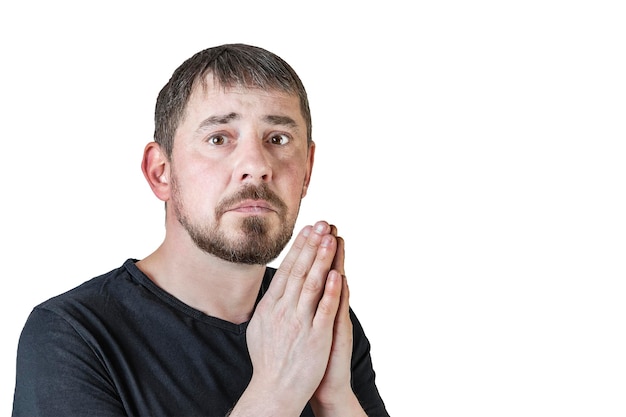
[{"xmin": 154, "ymin": 43, "xmax": 312, "ymax": 158}]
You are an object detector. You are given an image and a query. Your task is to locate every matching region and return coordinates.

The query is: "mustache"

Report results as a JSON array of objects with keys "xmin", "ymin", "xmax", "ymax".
[{"xmin": 216, "ymin": 184, "xmax": 287, "ymax": 216}]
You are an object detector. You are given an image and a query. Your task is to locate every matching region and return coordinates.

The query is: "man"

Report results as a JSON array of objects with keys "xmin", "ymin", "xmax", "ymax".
[{"xmin": 12, "ymin": 44, "xmax": 389, "ymax": 416}]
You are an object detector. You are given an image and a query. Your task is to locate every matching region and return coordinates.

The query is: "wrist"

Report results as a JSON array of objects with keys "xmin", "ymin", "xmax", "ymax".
[
  {"xmin": 310, "ymin": 390, "xmax": 367, "ymax": 417},
  {"xmin": 229, "ymin": 379, "xmax": 309, "ymax": 417}
]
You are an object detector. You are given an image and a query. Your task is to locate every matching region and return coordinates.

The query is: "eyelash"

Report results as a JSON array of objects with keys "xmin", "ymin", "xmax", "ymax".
[
  {"xmin": 207, "ymin": 135, "xmax": 227, "ymax": 145},
  {"xmin": 206, "ymin": 133, "xmax": 291, "ymax": 146},
  {"xmin": 269, "ymin": 133, "xmax": 290, "ymax": 145}
]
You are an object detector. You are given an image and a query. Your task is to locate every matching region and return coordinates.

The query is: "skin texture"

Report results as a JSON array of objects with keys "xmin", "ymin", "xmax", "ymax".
[{"xmin": 137, "ymin": 76, "xmax": 367, "ymax": 416}]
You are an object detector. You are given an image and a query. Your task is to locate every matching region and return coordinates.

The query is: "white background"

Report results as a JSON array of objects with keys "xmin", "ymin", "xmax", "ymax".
[{"xmin": 1, "ymin": 1, "xmax": 625, "ymax": 416}]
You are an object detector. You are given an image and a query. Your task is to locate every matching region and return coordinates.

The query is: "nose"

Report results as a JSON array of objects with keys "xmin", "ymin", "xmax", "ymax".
[{"xmin": 233, "ymin": 137, "xmax": 272, "ymax": 184}]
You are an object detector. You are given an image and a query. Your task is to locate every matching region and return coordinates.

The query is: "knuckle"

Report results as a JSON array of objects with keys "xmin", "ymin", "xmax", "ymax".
[
  {"xmin": 302, "ymin": 275, "xmax": 324, "ymax": 295},
  {"xmin": 290, "ymin": 263, "xmax": 309, "ymax": 280}
]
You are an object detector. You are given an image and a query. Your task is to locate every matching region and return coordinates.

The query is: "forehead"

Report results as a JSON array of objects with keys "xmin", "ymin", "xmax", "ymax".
[{"xmin": 184, "ymin": 75, "xmax": 302, "ymax": 119}]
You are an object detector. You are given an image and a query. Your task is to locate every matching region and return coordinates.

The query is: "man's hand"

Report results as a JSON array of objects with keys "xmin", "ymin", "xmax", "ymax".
[
  {"xmin": 235, "ymin": 221, "xmax": 343, "ymax": 416},
  {"xmin": 311, "ymin": 226, "xmax": 367, "ymax": 417}
]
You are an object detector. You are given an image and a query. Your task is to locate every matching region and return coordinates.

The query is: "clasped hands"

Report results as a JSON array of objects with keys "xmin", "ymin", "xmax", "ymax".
[{"xmin": 241, "ymin": 221, "xmax": 364, "ymax": 416}]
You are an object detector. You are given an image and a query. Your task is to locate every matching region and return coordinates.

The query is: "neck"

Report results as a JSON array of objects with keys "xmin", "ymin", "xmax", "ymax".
[{"xmin": 136, "ymin": 237, "xmax": 268, "ymax": 325}]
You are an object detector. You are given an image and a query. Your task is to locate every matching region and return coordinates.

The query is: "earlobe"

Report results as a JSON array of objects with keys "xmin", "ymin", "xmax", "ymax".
[{"xmin": 141, "ymin": 142, "xmax": 171, "ymax": 202}]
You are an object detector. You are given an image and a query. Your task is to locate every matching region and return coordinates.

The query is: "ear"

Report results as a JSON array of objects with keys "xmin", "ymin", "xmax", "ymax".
[
  {"xmin": 141, "ymin": 142, "xmax": 171, "ymax": 202},
  {"xmin": 301, "ymin": 141, "xmax": 315, "ymax": 198}
]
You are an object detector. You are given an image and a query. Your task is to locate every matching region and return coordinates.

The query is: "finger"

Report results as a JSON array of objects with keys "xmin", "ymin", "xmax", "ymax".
[
  {"xmin": 311, "ymin": 270, "xmax": 343, "ymax": 329},
  {"xmin": 330, "ymin": 274, "xmax": 353, "ymax": 369},
  {"xmin": 282, "ymin": 221, "xmax": 334, "ymax": 305},
  {"xmin": 295, "ymin": 232, "xmax": 338, "ymax": 317},
  {"xmin": 264, "ymin": 224, "xmax": 314, "ymax": 301},
  {"xmin": 327, "ymin": 224, "xmax": 344, "ymax": 274},
  {"xmin": 336, "ymin": 274, "xmax": 351, "ymax": 327},
  {"xmin": 331, "ymin": 235, "xmax": 345, "ymax": 275}
]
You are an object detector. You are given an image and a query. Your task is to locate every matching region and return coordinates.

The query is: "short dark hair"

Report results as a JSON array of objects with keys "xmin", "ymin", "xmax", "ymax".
[{"xmin": 154, "ymin": 43, "xmax": 312, "ymax": 158}]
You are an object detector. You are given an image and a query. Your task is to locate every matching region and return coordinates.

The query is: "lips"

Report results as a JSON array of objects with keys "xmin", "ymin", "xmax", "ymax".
[
  {"xmin": 228, "ymin": 199, "xmax": 275, "ymax": 213},
  {"xmin": 216, "ymin": 184, "xmax": 287, "ymax": 217}
]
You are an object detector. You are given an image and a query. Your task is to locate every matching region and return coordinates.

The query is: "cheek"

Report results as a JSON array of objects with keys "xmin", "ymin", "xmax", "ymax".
[
  {"xmin": 280, "ymin": 166, "xmax": 309, "ymax": 200},
  {"xmin": 173, "ymin": 168, "xmax": 223, "ymax": 214}
]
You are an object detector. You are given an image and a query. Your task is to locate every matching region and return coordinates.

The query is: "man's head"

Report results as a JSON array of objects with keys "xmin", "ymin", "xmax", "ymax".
[
  {"xmin": 154, "ymin": 43, "xmax": 312, "ymax": 159},
  {"xmin": 142, "ymin": 44, "xmax": 315, "ymax": 265}
]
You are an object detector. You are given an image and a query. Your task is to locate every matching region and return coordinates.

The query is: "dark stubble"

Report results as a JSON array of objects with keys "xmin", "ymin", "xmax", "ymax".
[{"xmin": 171, "ymin": 176, "xmax": 296, "ymax": 265}]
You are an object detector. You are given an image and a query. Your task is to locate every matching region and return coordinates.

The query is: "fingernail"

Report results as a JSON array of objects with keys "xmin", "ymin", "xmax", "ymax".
[{"xmin": 314, "ymin": 222, "xmax": 326, "ymax": 234}]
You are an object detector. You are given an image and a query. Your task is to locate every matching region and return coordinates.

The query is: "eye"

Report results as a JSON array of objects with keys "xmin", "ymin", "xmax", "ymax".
[
  {"xmin": 269, "ymin": 133, "xmax": 290, "ymax": 145},
  {"xmin": 207, "ymin": 134, "xmax": 227, "ymax": 145}
]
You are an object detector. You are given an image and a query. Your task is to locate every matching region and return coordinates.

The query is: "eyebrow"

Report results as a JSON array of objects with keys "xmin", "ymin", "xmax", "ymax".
[
  {"xmin": 197, "ymin": 113, "xmax": 299, "ymax": 130},
  {"xmin": 198, "ymin": 112, "xmax": 240, "ymax": 129},
  {"xmin": 263, "ymin": 115, "xmax": 298, "ymax": 128}
]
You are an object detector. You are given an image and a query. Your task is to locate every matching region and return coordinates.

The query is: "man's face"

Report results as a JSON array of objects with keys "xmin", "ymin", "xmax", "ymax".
[{"xmin": 167, "ymin": 77, "xmax": 314, "ymax": 264}]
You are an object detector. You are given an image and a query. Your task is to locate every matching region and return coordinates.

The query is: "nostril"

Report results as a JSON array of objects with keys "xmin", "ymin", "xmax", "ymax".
[{"xmin": 241, "ymin": 173, "xmax": 270, "ymax": 181}]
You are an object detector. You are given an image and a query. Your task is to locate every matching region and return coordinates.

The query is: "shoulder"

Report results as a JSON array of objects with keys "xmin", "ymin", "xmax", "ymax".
[
  {"xmin": 16, "ymin": 259, "xmax": 148, "ymax": 368},
  {"xmin": 24, "ymin": 259, "xmax": 143, "ymax": 338}
]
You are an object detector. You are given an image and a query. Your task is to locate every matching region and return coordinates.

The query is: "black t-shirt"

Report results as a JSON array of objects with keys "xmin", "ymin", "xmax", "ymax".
[{"xmin": 12, "ymin": 259, "xmax": 389, "ymax": 416}]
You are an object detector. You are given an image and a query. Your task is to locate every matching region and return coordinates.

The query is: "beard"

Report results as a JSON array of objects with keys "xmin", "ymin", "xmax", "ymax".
[{"xmin": 171, "ymin": 176, "xmax": 297, "ymax": 265}]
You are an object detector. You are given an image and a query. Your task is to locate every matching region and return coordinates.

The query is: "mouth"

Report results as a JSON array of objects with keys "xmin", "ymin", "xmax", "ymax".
[{"xmin": 227, "ymin": 199, "xmax": 276, "ymax": 214}]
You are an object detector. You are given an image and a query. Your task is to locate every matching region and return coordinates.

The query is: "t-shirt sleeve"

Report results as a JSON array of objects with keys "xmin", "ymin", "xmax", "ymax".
[
  {"xmin": 12, "ymin": 307, "xmax": 126, "ymax": 417},
  {"xmin": 349, "ymin": 308, "xmax": 391, "ymax": 417}
]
